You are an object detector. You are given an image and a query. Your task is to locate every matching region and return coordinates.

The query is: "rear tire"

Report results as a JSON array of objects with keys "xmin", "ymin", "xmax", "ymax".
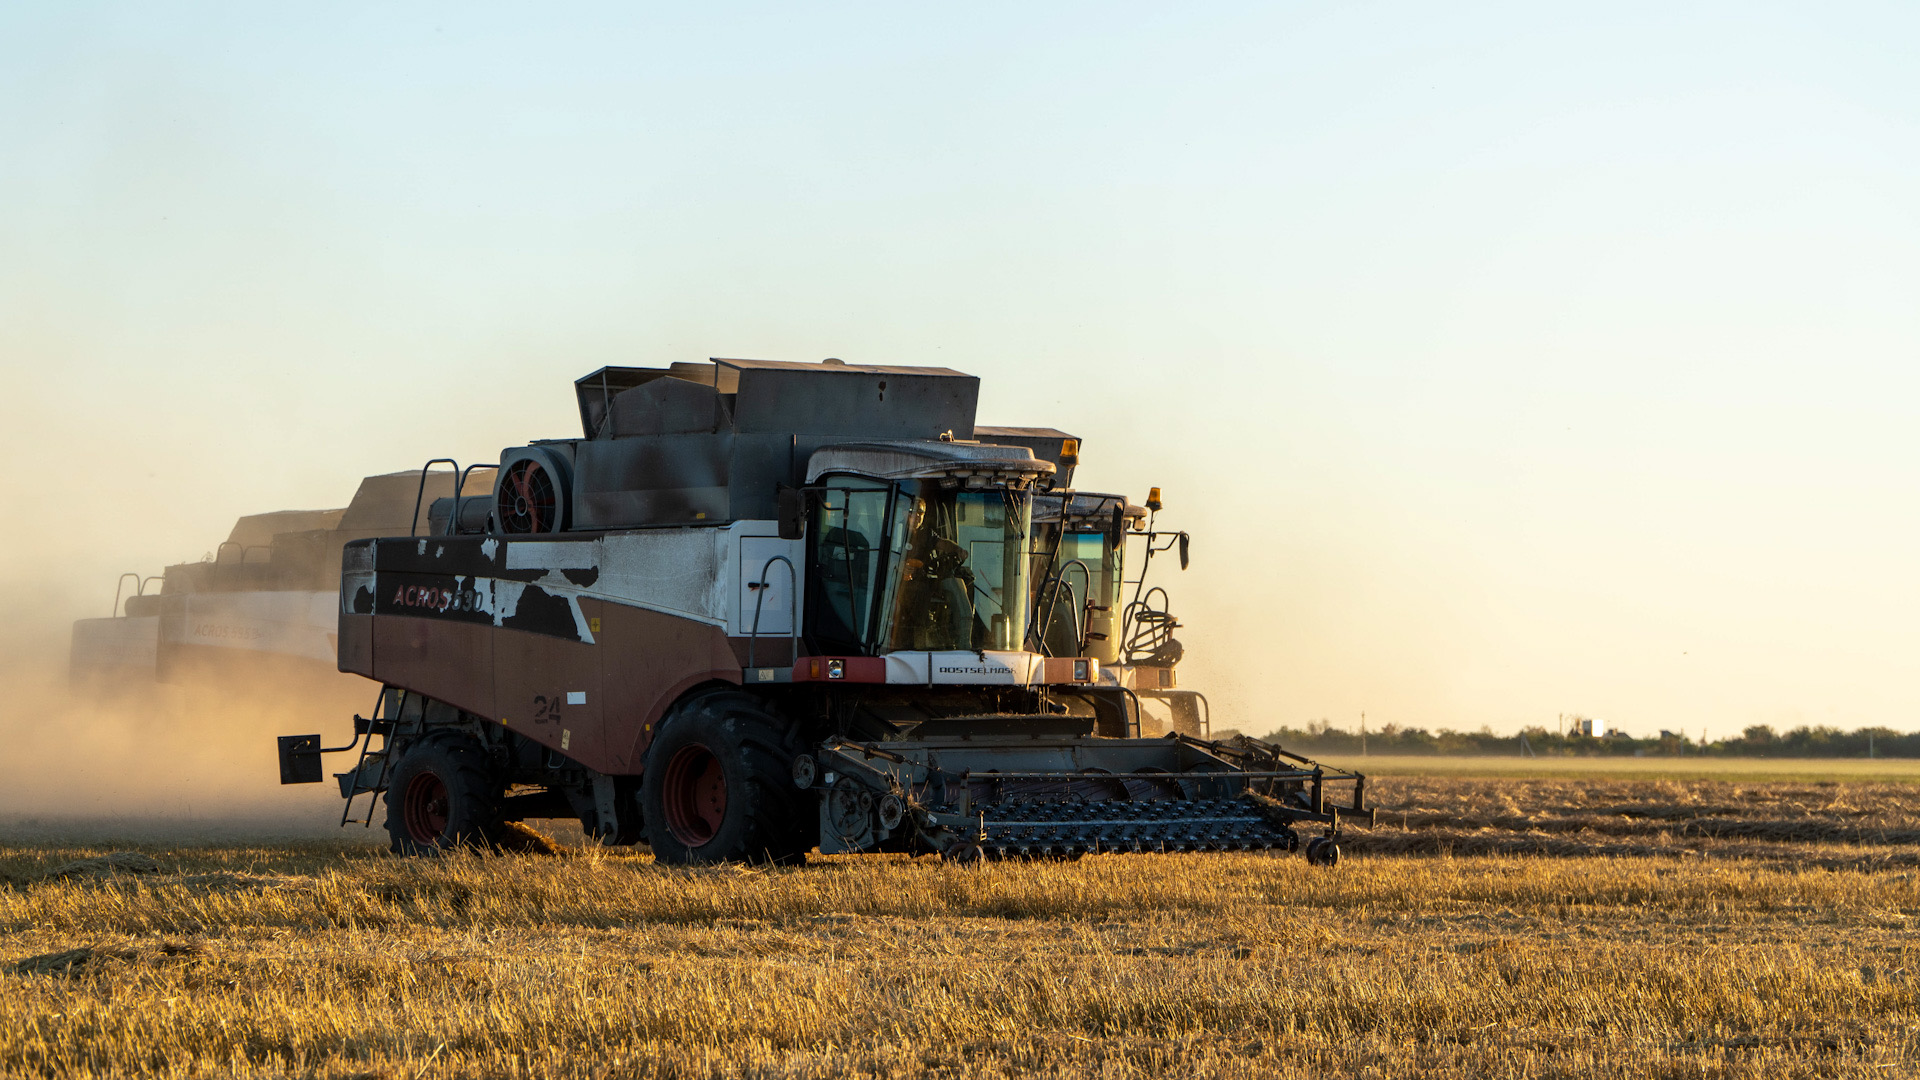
[
  {"xmin": 383, "ymin": 733, "xmax": 503, "ymax": 856},
  {"xmin": 641, "ymin": 690, "xmax": 811, "ymax": 865}
]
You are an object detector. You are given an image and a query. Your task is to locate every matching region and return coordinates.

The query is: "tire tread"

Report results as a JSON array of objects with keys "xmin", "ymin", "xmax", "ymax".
[{"xmin": 643, "ymin": 690, "xmax": 811, "ymax": 865}]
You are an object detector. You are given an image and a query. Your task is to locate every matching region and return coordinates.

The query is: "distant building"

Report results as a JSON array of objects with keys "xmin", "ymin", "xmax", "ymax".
[{"xmin": 1576, "ymin": 717, "xmax": 1606, "ymax": 738}]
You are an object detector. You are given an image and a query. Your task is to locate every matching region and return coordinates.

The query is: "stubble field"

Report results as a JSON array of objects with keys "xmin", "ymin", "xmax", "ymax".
[{"xmin": 4, "ymin": 768, "xmax": 1918, "ymax": 1079}]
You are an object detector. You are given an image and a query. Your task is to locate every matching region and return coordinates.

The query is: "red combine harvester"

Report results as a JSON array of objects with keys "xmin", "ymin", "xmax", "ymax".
[{"xmin": 280, "ymin": 358, "xmax": 1368, "ymax": 864}]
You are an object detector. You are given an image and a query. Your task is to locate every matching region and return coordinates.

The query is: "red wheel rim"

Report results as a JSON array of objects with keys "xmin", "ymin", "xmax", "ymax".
[
  {"xmin": 403, "ymin": 771, "xmax": 451, "ymax": 843},
  {"xmin": 661, "ymin": 744, "xmax": 727, "ymax": 847}
]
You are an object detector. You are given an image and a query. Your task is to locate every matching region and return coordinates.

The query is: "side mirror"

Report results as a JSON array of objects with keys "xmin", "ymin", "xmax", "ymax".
[
  {"xmin": 777, "ymin": 487, "xmax": 807, "ymax": 540},
  {"xmin": 1108, "ymin": 505, "xmax": 1125, "ymax": 552},
  {"xmin": 1178, "ymin": 532, "xmax": 1190, "ymax": 570}
]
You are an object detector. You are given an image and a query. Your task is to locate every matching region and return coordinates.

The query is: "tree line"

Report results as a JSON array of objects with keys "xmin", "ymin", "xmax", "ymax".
[{"xmin": 1250, "ymin": 720, "xmax": 1920, "ymax": 758}]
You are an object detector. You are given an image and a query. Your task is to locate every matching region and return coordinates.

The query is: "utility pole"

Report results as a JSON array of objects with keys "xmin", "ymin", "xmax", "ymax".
[{"xmin": 1361, "ymin": 712, "xmax": 1367, "ymax": 756}]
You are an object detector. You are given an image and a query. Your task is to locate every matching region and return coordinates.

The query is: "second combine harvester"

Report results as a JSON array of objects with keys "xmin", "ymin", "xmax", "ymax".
[{"xmin": 280, "ymin": 358, "xmax": 1368, "ymax": 864}]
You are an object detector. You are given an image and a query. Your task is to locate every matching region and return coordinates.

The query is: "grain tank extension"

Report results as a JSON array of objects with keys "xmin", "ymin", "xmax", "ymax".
[{"xmin": 280, "ymin": 358, "xmax": 1368, "ymax": 864}]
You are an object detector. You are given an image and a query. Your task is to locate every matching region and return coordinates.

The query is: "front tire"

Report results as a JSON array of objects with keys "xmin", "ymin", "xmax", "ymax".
[
  {"xmin": 641, "ymin": 690, "xmax": 811, "ymax": 865},
  {"xmin": 383, "ymin": 733, "xmax": 503, "ymax": 855}
]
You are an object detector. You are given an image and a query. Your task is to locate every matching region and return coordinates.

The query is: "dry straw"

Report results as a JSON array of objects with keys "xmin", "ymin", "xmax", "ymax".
[{"xmin": 0, "ymin": 775, "xmax": 1915, "ymax": 1077}]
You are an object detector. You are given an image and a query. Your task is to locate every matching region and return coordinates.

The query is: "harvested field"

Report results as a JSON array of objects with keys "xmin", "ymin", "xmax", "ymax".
[
  {"xmin": 2, "ymin": 774, "xmax": 1917, "ymax": 1078},
  {"xmin": 1312, "ymin": 755, "xmax": 1920, "ymax": 783},
  {"xmin": 1350, "ymin": 774, "xmax": 1920, "ymax": 868}
]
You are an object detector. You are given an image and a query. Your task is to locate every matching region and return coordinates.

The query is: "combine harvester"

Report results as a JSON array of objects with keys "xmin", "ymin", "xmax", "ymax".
[
  {"xmin": 70, "ymin": 471, "xmax": 491, "ymax": 692},
  {"xmin": 279, "ymin": 359, "xmax": 1369, "ymax": 864},
  {"xmin": 978, "ymin": 427, "xmax": 1205, "ymax": 736}
]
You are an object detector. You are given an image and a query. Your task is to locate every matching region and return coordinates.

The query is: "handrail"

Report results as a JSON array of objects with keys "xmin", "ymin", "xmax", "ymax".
[
  {"xmin": 111, "ymin": 573, "xmax": 140, "ymax": 617},
  {"xmin": 447, "ymin": 462, "xmax": 499, "ymax": 535},
  {"xmin": 410, "ymin": 459, "xmax": 459, "ymax": 537},
  {"xmin": 745, "ymin": 554, "xmax": 800, "ymax": 669},
  {"xmin": 1033, "ymin": 558, "xmax": 1090, "ymax": 657},
  {"xmin": 213, "ymin": 542, "xmax": 274, "ymax": 567},
  {"xmin": 339, "ymin": 686, "xmax": 398, "ymax": 828},
  {"xmin": 1119, "ymin": 686, "xmax": 1144, "ymax": 738}
]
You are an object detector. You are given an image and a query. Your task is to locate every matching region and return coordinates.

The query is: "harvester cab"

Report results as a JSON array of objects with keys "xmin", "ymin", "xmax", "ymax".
[
  {"xmin": 974, "ymin": 428, "xmax": 1205, "ymax": 737},
  {"xmin": 279, "ymin": 358, "xmax": 1368, "ymax": 865},
  {"xmin": 1028, "ymin": 490, "xmax": 1137, "ymax": 667}
]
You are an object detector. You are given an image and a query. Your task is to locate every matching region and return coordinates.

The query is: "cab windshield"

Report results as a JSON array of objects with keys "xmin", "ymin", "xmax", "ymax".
[
  {"xmin": 1029, "ymin": 502, "xmax": 1125, "ymax": 663},
  {"xmin": 808, "ymin": 477, "xmax": 1032, "ymax": 654}
]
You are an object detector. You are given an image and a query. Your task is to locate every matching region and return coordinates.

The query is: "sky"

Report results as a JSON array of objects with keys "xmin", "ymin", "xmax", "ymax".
[{"xmin": 4, "ymin": 1, "xmax": 1919, "ymax": 740}]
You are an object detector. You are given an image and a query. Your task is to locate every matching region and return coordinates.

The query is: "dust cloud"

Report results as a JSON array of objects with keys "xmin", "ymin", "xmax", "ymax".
[{"xmin": 0, "ymin": 613, "xmax": 384, "ymax": 843}]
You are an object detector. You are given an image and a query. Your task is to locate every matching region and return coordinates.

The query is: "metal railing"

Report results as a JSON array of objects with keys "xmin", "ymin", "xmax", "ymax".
[
  {"xmin": 448, "ymin": 463, "xmax": 499, "ymax": 535},
  {"xmin": 111, "ymin": 573, "xmax": 163, "ymax": 617},
  {"xmin": 406, "ymin": 459, "xmax": 500, "ymax": 536},
  {"xmin": 339, "ymin": 686, "xmax": 401, "ymax": 828},
  {"xmin": 409, "ymin": 459, "xmax": 460, "ymax": 537},
  {"xmin": 213, "ymin": 542, "xmax": 274, "ymax": 566},
  {"xmin": 1032, "ymin": 558, "xmax": 1092, "ymax": 657}
]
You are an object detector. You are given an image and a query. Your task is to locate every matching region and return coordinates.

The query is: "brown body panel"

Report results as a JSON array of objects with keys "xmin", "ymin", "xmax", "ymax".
[
  {"xmin": 493, "ymin": 617, "xmax": 603, "ymax": 766},
  {"xmin": 370, "ymin": 615, "xmax": 497, "ymax": 723},
  {"xmin": 602, "ymin": 601, "xmax": 741, "ymax": 773},
  {"xmin": 724, "ymin": 635, "xmax": 797, "ymax": 668},
  {"xmin": 354, "ymin": 592, "xmax": 741, "ymax": 776}
]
